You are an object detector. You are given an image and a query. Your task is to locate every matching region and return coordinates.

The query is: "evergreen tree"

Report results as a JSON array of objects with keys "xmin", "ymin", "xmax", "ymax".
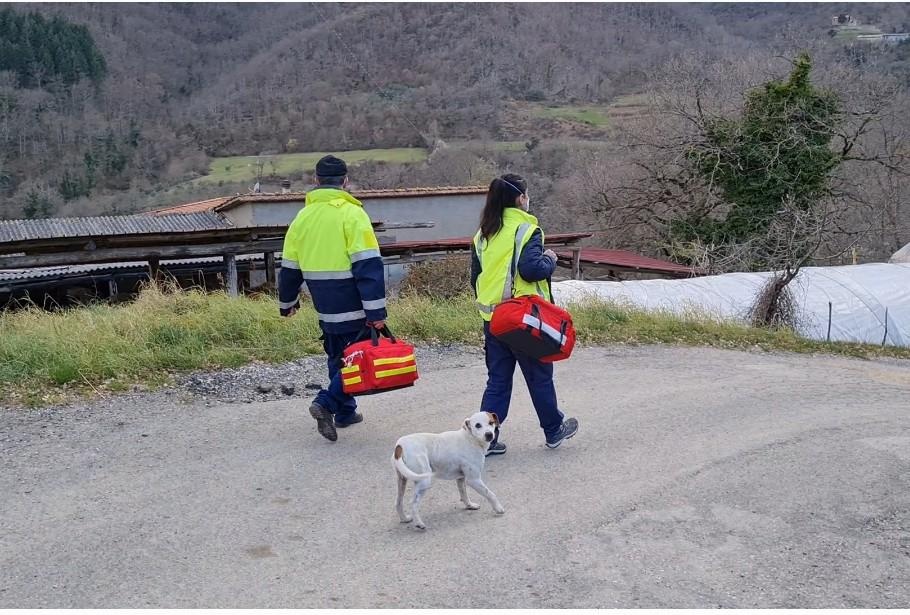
[
  {"xmin": 0, "ymin": 8, "xmax": 107, "ymax": 88},
  {"xmin": 677, "ymin": 53, "xmax": 841, "ymax": 248}
]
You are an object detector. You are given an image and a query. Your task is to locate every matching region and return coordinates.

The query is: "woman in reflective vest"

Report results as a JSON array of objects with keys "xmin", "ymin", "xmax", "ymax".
[{"xmin": 470, "ymin": 174, "xmax": 579, "ymax": 456}]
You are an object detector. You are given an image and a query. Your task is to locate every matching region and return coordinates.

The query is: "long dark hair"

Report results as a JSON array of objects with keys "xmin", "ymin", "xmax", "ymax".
[{"xmin": 479, "ymin": 174, "xmax": 527, "ymax": 240}]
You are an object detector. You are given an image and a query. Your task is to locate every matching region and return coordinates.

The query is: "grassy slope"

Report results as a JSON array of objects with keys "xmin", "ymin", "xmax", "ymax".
[
  {"xmin": 194, "ymin": 148, "xmax": 428, "ymax": 185},
  {"xmin": 2, "ymin": 288, "xmax": 908, "ymax": 406},
  {"xmin": 191, "ymin": 141, "xmax": 531, "ymax": 186},
  {"xmin": 529, "ymin": 104, "xmax": 612, "ymax": 127}
]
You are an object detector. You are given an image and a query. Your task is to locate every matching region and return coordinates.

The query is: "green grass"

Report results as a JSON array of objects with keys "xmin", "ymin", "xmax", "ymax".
[
  {"xmin": 832, "ymin": 25, "xmax": 882, "ymax": 39},
  {"xmin": 530, "ymin": 104, "xmax": 612, "ymax": 127},
  {"xmin": 191, "ymin": 141, "xmax": 533, "ymax": 186},
  {"xmin": 195, "ymin": 147, "xmax": 429, "ymax": 185},
  {"xmin": 3, "ymin": 288, "xmax": 909, "ymax": 407}
]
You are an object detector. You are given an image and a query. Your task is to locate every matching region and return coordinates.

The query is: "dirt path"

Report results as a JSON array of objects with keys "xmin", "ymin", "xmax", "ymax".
[{"xmin": 2, "ymin": 345, "xmax": 908, "ymax": 607}]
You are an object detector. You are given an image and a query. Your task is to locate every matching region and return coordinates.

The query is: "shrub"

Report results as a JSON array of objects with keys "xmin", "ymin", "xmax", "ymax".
[{"xmin": 398, "ymin": 256, "xmax": 472, "ymax": 300}]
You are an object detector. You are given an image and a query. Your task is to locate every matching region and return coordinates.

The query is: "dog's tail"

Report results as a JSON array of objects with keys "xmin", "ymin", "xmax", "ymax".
[{"xmin": 392, "ymin": 444, "xmax": 432, "ymax": 482}]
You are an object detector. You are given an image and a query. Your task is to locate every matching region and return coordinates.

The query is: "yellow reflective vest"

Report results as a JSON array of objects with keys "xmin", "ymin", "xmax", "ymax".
[{"xmin": 472, "ymin": 207, "xmax": 551, "ymax": 321}]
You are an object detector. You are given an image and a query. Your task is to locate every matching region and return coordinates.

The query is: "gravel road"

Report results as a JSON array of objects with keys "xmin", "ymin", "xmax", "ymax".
[{"xmin": 1, "ymin": 344, "xmax": 909, "ymax": 607}]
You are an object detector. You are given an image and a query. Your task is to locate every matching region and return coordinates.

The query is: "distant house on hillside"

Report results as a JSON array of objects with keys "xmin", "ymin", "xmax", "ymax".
[{"xmin": 832, "ymin": 13, "xmax": 858, "ymax": 26}]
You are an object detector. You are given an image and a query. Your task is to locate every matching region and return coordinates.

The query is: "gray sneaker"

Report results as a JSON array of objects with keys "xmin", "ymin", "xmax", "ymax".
[
  {"xmin": 545, "ymin": 418, "xmax": 578, "ymax": 449},
  {"xmin": 309, "ymin": 402, "xmax": 337, "ymax": 442},
  {"xmin": 485, "ymin": 441, "xmax": 507, "ymax": 457}
]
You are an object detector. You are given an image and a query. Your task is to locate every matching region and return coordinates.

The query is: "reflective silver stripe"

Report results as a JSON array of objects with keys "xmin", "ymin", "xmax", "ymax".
[
  {"xmin": 362, "ymin": 298, "xmax": 386, "ymax": 310},
  {"xmin": 317, "ymin": 309, "xmax": 366, "ymax": 323},
  {"xmin": 279, "ymin": 299, "xmax": 299, "ymax": 310},
  {"xmin": 350, "ymin": 248, "xmax": 381, "ymax": 263},
  {"xmin": 521, "ymin": 314, "xmax": 565, "ymax": 346},
  {"xmin": 501, "ymin": 258, "xmax": 514, "ymax": 303},
  {"xmin": 501, "ymin": 223, "xmax": 532, "ymax": 302},
  {"xmin": 514, "ymin": 223, "xmax": 531, "ymax": 257},
  {"xmin": 475, "ymin": 302, "xmax": 494, "ymax": 314},
  {"xmin": 303, "ymin": 270, "xmax": 353, "ymax": 280},
  {"xmin": 282, "ymin": 259, "xmax": 301, "ymax": 270}
]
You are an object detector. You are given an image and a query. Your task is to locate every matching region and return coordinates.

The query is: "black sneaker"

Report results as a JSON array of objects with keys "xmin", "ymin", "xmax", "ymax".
[
  {"xmin": 485, "ymin": 441, "xmax": 507, "ymax": 457},
  {"xmin": 545, "ymin": 418, "xmax": 578, "ymax": 449},
  {"xmin": 309, "ymin": 401, "xmax": 337, "ymax": 442},
  {"xmin": 335, "ymin": 413, "xmax": 363, "ymax": 428}
]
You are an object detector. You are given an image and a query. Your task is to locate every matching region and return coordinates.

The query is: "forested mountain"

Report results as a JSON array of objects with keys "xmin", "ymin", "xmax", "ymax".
[{"xmin": 2, "ymin": 3, "xmax": 910, "ymax": 225}]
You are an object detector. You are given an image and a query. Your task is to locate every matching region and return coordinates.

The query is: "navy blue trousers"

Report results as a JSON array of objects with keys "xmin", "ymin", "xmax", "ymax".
[
  {"xmin": 314, "ymin": 329, "xmax": 360, "ymax": 422},
  {"xmin": 480, "ymin": 322, "xmax": 565, "ymax": 440}
]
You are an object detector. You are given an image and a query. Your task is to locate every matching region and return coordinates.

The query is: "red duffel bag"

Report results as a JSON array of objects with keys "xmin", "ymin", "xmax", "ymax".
[
  {"xmin": 490, "ymin": 295, "xmax": 576, "ymax": 362},
  {"xmin": 340, "ymin": 326, "xmax": 419, "ymax": 396}
]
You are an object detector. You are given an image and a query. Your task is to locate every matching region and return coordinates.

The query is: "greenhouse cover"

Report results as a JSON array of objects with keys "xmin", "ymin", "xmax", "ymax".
[{"xmin": 553, "ymin": 263, "xmax": 910, "ymax": 347}]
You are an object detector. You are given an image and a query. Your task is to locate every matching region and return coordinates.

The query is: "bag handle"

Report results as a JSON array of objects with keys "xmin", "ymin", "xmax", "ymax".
[{"xmin": 357, "ymin": 324, "xmax": 398, "ymax": 346}]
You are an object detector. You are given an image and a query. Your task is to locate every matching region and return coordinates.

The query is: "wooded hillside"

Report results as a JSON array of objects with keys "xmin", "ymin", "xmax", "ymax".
[{"xmin": 2, "ymin": 3, "xmax": 910, "ymax": 264}]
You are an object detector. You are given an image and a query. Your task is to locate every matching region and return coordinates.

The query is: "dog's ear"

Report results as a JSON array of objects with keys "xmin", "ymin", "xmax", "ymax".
[
  {"xmin": 463, "ymin": 419, "xmax": 470, "ymax": 431},
  {"xmin": 486, "ymin": 412, "xmax": 500, "ymax": 427}
]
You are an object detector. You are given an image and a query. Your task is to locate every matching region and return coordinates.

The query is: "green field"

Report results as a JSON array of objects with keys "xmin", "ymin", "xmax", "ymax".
[
  {"xmin": 195, "ymin": 147, "xmax": 428, "ymax": 185},
  {"xmin": 530, "ymin": 104, "xmax": 612, "ymax": 127},
  {"xmin": 193, "ymin": 142, "xmax": 532, "ymax": 185},
  {"xmin": 832, "ymin": 24, "xmax": 882, "ymax": 39}
]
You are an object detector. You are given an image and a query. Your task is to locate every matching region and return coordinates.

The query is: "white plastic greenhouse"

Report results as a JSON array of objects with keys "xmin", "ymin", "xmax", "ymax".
[{"xmin": 553, "ymin": 263, "xmax": 910, "ymax": 347}]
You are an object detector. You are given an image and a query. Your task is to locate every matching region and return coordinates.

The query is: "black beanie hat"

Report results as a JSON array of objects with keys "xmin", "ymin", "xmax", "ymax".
[{"xmin": 316, "ymin": 155, "xmax": 348, "ymax": 178}]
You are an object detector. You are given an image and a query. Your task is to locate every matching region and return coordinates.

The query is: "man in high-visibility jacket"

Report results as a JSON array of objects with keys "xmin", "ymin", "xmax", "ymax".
[{"xmin": 278, "ymin": 155, "xmax": 387, "ymax": 442}]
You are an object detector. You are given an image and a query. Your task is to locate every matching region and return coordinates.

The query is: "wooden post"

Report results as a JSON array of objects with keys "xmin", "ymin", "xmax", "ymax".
[
  {"xmin": 882, "ymin": 307, "xmax": 889, "ymax": 347},
  {"xmin": 264, "ymin": 252, "xmax": 277, "ymax": 290},
  {"xmin": 224, "ymin": 254, "xmax": 239, "ymax": 297},
  {"xmin": 108, "ymin": 278, "xmax": 118, "ymax": 302},
  {"xmin": 571, "ymin": 248, "xmax": 582, "ymax": 280},
  {"xmin": 148, "ymin": 258, "xmax": 160, "ymax": 284}
]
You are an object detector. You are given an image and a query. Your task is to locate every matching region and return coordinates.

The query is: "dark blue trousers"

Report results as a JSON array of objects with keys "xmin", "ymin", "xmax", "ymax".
[
  {"xmin": 314, "ymin": 329, "xmax": 360, "ymax": 422},
  {"xmin": 480, "ymin": 322, "xmax": 565, "ymax": 440}
]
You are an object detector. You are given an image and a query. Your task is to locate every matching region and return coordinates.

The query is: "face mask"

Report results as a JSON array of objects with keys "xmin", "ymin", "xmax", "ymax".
[{"xmin": 522, "ymin": 196, "xmax": 530, "ymax": 211}]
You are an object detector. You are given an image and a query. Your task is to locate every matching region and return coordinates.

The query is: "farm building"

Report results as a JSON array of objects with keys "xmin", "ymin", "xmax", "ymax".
[
  {"xmin": 150, "ymin": 187, "xmax": 489, "ymax": 243},
  {"xmin": 1, "ymin": 185, "xmax": 697, "ymax": 309}
]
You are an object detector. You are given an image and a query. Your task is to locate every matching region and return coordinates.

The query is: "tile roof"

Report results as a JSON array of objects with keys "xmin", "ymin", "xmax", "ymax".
[{"xmin": 0, "ymin": 212, "xmax": 231, "ymax": 245}]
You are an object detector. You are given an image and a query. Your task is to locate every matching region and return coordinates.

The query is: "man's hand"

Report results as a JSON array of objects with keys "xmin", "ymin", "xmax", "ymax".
[
  {"xmin": 367, "ymin": 320, "xmax": 386, "ymax": 329},
  {"xmin": 544, "ymin": 249, "xmax": 558, "ymax": 262}
]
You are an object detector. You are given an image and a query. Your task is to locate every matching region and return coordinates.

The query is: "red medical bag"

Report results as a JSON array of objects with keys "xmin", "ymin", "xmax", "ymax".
[
  {"xmin": 340, "ymin": 326, "xmax": 419, "ymax": 396},
  {"xmin": 490, "ymin": 295, "xmax": 576, "ymax": 362}
]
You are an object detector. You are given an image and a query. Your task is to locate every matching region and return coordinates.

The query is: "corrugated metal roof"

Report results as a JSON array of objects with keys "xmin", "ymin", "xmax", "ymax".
[
  {"xmin": 0, "ymin": 212, "xmax": 231, "ymax": 244},
  {"xmin": 0, "ymin": 255, "xmax": 261, "ymax": 283},
  {"xmin": 148, "ymin": 186, "xmax": 488, "ymax": 216}
]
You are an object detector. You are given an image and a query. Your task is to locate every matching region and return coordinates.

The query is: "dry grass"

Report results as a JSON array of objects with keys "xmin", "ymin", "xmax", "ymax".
[
  {"xmin": 398, "ymin": 257, "xmax": 472, "ymax": 300},
  {"xmin": 2, "ymin": 287, "xmax": 909, "ymax": 406}
]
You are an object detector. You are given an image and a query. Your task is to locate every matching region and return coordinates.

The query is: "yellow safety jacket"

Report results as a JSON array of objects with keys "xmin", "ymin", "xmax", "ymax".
[{"xmin": 279, "ymin": 188, "xmax": 386, "ymax": 333}]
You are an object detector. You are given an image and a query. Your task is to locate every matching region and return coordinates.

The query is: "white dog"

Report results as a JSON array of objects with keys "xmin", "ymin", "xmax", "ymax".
[{"xmin": 392, "ymin": 411, "xmax": 505, "ymax": 529}]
